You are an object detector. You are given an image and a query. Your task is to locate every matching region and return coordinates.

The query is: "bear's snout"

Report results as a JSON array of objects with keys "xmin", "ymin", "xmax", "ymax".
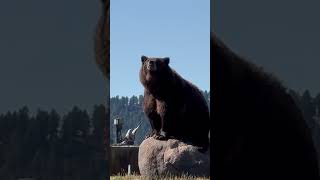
[{"xmin": 147, "ymin": 60, "xmax": 157, "ymax": 71}]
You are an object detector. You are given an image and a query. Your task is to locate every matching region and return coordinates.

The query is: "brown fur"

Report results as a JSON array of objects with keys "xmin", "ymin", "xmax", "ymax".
[
  {"xmin": 212, "ymin": 34, "xmax": 319, "ymax": 179},
  {"xmin": 139, "ymin": 56, "xmax": 210, "ymax": 150}
]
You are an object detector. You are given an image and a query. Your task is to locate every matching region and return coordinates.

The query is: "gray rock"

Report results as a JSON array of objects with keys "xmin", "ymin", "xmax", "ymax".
[{"xmin": 138, "ymin": 137, "xmax": 210, "ymax": 177}]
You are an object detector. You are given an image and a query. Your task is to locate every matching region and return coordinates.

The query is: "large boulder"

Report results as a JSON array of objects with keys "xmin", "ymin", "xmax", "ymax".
[{"xmin": 138, "ymin": 137, "xmax": 210, "ymax": 177}]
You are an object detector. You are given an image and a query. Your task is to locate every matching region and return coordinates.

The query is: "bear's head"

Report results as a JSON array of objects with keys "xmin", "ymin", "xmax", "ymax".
[
  {"xmin": 141, "ymin": 55, "xmax": 170, "ymax": 72},
  {"xmin": 140, "ymin": 55, "xmax": 171, "ymax": 89}
]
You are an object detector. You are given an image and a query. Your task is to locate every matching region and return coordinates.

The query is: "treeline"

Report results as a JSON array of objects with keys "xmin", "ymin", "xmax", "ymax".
[
  {"xmin": 3, "ymin": 89, "xmax": 320, "ymax": 179},
  {"xmin": 110, "ymin": 89, "xmax": 320, "ymax": 160},
  {"xmin": 0, "ymin": 105, "xmax": 108, "ymax": 180},
  {"xmin": 110, "ymin": 90, "xmax": 210, "ymax": 145}
]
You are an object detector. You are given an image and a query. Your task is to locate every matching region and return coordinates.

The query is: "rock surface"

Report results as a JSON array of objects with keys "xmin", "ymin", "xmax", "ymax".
[{"xmin": 138, "ymin": 137, "xmax": 210, "ymax": 177}]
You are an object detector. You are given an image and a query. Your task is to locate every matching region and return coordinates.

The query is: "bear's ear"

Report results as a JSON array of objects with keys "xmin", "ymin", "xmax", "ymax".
[
  {"xmin": 163, "ymin": 57, "xmax": 170, "ymax": 65},
  {"xmin": 141, "ymin": 55, "xmax": 148, "ymax": 63}
]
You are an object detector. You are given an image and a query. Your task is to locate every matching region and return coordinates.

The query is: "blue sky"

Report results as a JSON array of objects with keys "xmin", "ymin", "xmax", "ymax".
[{"xmin": 111, "ymin": 0, "xmax": 210, "ymax": 97}]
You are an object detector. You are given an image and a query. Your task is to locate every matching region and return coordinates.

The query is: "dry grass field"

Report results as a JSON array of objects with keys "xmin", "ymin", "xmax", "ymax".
[{"xmin": 110, "ymin": 174, "xmax": 210, "ymax": 180}]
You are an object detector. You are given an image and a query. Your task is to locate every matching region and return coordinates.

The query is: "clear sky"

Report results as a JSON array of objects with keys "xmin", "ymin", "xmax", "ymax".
[{"xmin": 110, "ymin": 0, "xmax": 210, "ymax": 97}]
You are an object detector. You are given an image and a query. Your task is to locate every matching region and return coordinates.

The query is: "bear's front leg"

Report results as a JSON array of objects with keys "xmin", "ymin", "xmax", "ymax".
[
  {"xmin": 143, "ymin": 92, "xmax": 162, "ymax": 139},
  {"xmin": 154, "ymin": 110, "xmax": 175, "ymax": 141},
  {"xmin": 144, "ymin": 112, "xmax": 162, "ymax": 139}
]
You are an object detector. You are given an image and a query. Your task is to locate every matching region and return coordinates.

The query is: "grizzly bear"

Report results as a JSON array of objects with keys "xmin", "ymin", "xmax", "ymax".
[
  {"xmin": 212, "ymin": 34, "xmax": 319, "ymax": 179},
  {"xmin": 139, "ymin": 55, "xmax": 210, "ymax": 151}
]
